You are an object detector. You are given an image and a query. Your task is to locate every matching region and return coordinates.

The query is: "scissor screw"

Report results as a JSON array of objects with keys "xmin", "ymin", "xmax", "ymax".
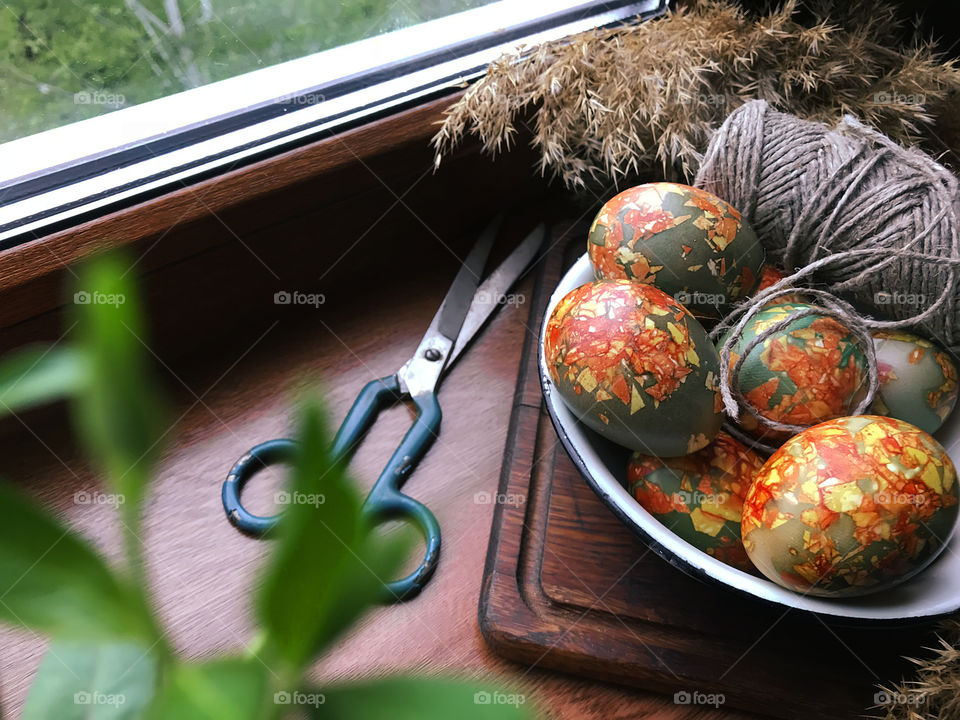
[{"xmin": 424, "ymin": 348, "xmax": 442, "ymax": 361}]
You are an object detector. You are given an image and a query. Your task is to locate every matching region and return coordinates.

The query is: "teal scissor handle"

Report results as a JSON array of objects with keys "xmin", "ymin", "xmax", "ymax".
[
  {"xmin": 222, "ymin": 438, "xmax": 298, "ymax": 536},
  {"xmin": 222, "ymin": 376, "xmax": 403, "ymax": 537},
  {"xmin": 363, "ymin": 392, "xmax": 442, "ymax": 602},
  {"xmin": 221, "ymin": 376, "xmax": 443, "ymax": 601},
  {"xmin": 331, "ymin": 375, "xmax": 406, "ymax": 458}
]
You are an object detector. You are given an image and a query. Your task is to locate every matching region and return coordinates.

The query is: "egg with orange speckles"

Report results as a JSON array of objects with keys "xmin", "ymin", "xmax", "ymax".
[
  {"xmin": 742, "ymin": 415, "xmax": 959, "ymax": 597},
  {"xmin": 587, "ymin": 183, "xmax": 764, "ymax": 319},
  {"xmin": 544, "ymin": 279, "xmax": 723, "ymax": 456},
  {"xmin": 720, "ymin": 303, "xmax": 870, "ymax": 440},
  {"xmin": 628, "ymin": 431, "xmax": 764, "ymax": 572}
]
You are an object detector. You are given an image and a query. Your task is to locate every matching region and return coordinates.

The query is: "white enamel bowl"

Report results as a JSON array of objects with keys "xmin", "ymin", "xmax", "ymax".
[{"xmin": 539, "ymin": 253, "xmax": 960, "ymax": 624}]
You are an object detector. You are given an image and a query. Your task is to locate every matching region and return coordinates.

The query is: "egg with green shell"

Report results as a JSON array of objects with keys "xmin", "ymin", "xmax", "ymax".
[
  {"xmin": 742, "ymin": 415, "xmax": 959, "ymax": 597},
  {"xmin": 544, "ymin": 279, "xmax": 723, "ymax": 456},
  {"xmin": 628, "ymin": 431, "xmax": 764, "ymax": 572},
  {"xmin": 720, "ymin": 302, "xmax": 869, "ymax": 440},
  {"xmin": 871, "ymin": 330, "xmax": 958, "ymax": 434},
  {"xmin": 587, "ymin": 182, "xmax": 764, "ymax": 319}
]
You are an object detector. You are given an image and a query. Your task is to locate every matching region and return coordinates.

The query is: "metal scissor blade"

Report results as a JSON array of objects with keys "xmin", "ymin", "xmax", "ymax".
[
  {"xmin": 435, "ymin": 214, "xmax": 502, "ymax": 342},
  {"xmin": 446, "ymin": 222, "xmax": 545, "ymax": 369},
  {"xmin": 396, "ymin": 215, "xmax": 502, "ymax": 398}
]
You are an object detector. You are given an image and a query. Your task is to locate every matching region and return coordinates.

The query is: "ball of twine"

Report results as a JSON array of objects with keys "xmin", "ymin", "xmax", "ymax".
[{"xmin": 693, "ymin": 100, "xmax": 960, "ymax": 449}]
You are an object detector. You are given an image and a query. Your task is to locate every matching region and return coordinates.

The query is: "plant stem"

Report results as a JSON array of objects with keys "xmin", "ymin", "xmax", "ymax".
[{"xmin": 121, "ymin": 499, "xmax": 172, "ymax": 664}]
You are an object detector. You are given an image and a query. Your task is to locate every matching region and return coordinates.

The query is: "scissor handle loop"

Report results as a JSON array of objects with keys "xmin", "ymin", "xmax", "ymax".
[
  {"xmin": 222, "ymin": 375, "xmax": 403, "ymax": 537},
  {"xmin": 222, "ymin": 378, "xmax": 444, "ymax": 601},
  {"xmin": 368, "ymin": 492, "xmax": 442, "ymax": 602},
  {"xmin": 222, "ymin": 438, "xmax": 298, "ymax": 537},
  {"xmin": 364, "ymin": 392, "xmax": 443, "ymax": 601}
]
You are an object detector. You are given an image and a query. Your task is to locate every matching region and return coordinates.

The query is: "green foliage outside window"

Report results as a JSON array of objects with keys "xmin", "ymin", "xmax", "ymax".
[{"xmin": 0, "ymin": 0, "xmax": 488, "ymax": 143}]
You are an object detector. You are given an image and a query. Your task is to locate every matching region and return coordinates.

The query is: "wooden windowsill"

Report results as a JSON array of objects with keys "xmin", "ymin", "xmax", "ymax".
[{"xmin": 0, "ymin": 93, "xmax": 466, "ymax": 294}]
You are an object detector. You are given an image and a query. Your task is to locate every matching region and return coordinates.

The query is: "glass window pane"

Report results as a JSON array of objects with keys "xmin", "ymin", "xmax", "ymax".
[{"xmin": 0, "ymin": 0, "xmax": 494, "ymax": 144}]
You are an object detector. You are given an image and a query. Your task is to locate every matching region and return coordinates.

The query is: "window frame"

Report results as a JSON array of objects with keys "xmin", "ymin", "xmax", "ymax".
[{"xmin": 0, "ymin": 0, "xmax": 666, "ymax": 248}]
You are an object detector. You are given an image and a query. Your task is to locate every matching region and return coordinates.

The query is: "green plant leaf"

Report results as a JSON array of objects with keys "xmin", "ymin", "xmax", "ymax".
[
  {"xmin": 0, "ymin": 482, "xmax": 155, "ymax": 641},
  {"xmin": 71, "ymin": 254, "xmax": 166, "ymax": 516},
  {"xmin": 255, "ymin": 397, "xmax": 408, "ymax": 673},
  {"xmin": 148, "ymin": 657, "xmax": 268, "ymax": 720},
  {"xmin": 0, "ymin": 345, "xmax": 88, "ymax": 419},
  {"xmin": 308, "ymin": 677, "xmax": 534, "ymax": 720},
  {"xmin": 22, "ymin": 640, "xmax": 157, "ymax": 720}
]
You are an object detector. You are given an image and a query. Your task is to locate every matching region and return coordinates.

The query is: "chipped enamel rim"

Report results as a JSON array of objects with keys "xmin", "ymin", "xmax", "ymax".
[{"xmin": 538, "ymin": 253, "xmax": 960, "ymax": 624}]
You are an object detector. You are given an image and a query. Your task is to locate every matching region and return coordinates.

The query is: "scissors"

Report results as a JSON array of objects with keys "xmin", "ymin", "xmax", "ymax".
[{"xmin": 222, "ymin": 216, "xmax": 544, "ymax": 601}]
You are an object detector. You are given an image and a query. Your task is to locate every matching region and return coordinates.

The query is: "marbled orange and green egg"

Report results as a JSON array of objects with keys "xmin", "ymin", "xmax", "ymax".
[
  {"xmin": 544, "ymin": 279, "xmax": 723, "ymax": 456},
  {"xmin": 872, "ymin": 330, "xmax": 958, "ymax": 434},
  {"xmin": 753, "ymin": 264, "xmax": 809, "ymax": 307},
  {"xmin": 721, "ymin": 303, "xmax": 869, "ymax": 439},
  {"xmin": 742, "ymin": 415, "xmax": 959, "ymax": 597},
  {"xmin": 587, "ymin": 183, "xmax": 763, "ymax": 319},
  {"xmin": 628, "ymin": 431, "xmax": 764, "ymax": 572}
]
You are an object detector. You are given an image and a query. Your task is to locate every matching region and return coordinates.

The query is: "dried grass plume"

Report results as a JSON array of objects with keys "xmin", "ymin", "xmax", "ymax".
[
  {"xmin": 876, "ymin": 619, "xmax": 960, "ymax": 720},
  {"xmin": 433, "ymin": 0, "xmax": 960, "ymax": 190}
]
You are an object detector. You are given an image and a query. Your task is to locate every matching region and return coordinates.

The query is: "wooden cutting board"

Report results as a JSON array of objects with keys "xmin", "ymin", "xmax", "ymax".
[{"xmin": 479, "ymin": 222, "xmax": 943, "ymax": 720}]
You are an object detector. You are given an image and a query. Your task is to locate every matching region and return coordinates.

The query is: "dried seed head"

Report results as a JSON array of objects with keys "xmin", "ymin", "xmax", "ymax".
[{"xmin": 433, "ymin": 0, "xmax": 960, "ymax": 191}]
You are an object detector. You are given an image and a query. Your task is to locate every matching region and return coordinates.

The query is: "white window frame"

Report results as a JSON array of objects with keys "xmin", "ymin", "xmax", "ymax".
[{"xmin": 0, "ymin": 0, "xmax": 665, "ymax": 247}]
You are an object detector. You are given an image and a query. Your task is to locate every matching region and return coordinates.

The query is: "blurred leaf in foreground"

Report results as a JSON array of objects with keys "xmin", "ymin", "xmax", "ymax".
[
  {"xmin": 256, "ymin": 396, "xmax": 410, "ymax": 676},
  {"xmin": 70, "ymin": 254, "xmax": 166, "ymax": 517},
  {"xmin": 22, "ymin": 640, "xmax": 157, "ymax": 720},
  {"xmin": 148, "ymin": 657, "xmax": 268, "ymax": 720},
  {"xmin": 0, "ymin": 345, "xmax": 88, "ymax": 419},
  {"xmin": 312, "ymin": 677, "xmax": 533, "ymax": 720},
  {"xmin": 0, "ymin": 483, "xmax": 156, "ymax": 642}
]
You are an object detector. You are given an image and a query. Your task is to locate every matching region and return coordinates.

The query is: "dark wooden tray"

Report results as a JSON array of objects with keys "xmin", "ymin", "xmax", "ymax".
[{"xmin": 479, "ymin": 223, "xmax": 942, "ymax": 720}]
